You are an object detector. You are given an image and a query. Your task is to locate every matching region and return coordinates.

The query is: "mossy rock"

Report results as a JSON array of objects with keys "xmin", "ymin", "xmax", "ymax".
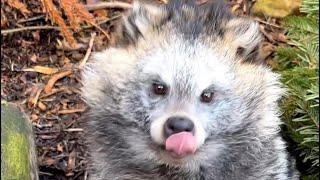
[{"xmin": 1, "ymin": 101, "xmax": 38, "ymax": 180}]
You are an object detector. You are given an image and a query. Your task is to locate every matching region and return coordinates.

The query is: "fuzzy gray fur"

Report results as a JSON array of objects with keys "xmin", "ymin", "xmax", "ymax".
[{"xmin": 81, "ymin": 0, "xmax": 299, "ymax": 179}]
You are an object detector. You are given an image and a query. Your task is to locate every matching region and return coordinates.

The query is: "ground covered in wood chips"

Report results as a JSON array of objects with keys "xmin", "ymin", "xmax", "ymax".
[{"xmin": 1, "ymin": 0, "xmax": 289, "ymax": 179}]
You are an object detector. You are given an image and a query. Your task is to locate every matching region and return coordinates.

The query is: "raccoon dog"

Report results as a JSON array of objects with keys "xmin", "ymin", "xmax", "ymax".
[{"xmin": 81, "ymin": 0, "xmax": 299, "ymax": 179}]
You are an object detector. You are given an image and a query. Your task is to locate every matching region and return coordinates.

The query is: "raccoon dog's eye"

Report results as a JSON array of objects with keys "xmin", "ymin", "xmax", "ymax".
[
  {"xmin": 152, "ymin": 83, "xmax": 167, "ymax": 95},
  {"xmin": 200, "ymin": 91, "xmax": 214, "ymax": 103}
]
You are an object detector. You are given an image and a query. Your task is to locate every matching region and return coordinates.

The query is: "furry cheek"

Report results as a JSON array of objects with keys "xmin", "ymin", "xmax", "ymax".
[{"xmin": 150, "ymin": 115, "xmax": 168, "ymax": 145}]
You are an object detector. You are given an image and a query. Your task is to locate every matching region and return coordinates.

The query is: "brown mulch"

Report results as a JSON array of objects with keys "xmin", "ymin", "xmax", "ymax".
[{"xmin": 1, "ymin": 0, "xmax": 287, "ymax": 179}]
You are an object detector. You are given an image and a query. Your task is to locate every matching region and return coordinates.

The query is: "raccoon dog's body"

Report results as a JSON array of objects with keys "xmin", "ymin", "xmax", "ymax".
[{"xmin": 81, "ymin": 0, "xmax": 299, "ymax": 179}]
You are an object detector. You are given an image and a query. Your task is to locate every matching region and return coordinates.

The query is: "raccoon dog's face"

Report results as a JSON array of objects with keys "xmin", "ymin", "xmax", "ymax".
[
  {"xmin": 137, "ymin": 41, "xmax": 238, "ymax": 158},
  {"xmin": 82, "ymin": 0, "xmax": 283, "ymax": 167}
]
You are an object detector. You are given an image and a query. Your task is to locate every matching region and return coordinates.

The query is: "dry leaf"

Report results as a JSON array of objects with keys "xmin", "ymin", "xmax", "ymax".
[
  {"xmin": 252, "ymin": 0, "xmax": 301, "ymax": 18},
  {"xmin": 28, "ymin": 85, "xmax": 43, "ymax": 108},
  {"xmin": 23, "ymin": 65, "xmax": 59, "ymax": 75},
  {"xmin": 30, "ymin": 114, "xmax": 39, "ymax": 121},
  {"xmin": 30, "ymin": 54, "xmax": 38, "ymax": 63},
  {"xmin": 32, "ymin": 31, "xmax": 41, "ymax": 42},
  {"xmin": 158, "ymin": 0, "xmax": 168, "ymax": 4},
  {"xmin": 261, "ymin": 42, "xmax": 275, "ymax": 60},
  {"xmin": 276, "ymin": 33, "xmax": 287, "ymax": 42},
  {"xmin": 93, "ymin": 9, "xmax": 108, "ymax": 21},
  {"xmin": 1, "ymin": 9, "xmax": 8, "ymax": 28},
  {"xmin": 41, "ymin": 157, "xmax": 56, "ymax": 166},
  {"xmin": 231, "ymin": 4, "xmax": 241, "ymax": 13},
  {"xmin": 2, "ymin": 0, "xmax": 31, "ymax": 17},
  {"xmin": 66, "ymin": 151, "xmax": 76, "ymax": 176},
  {"xmin": 38, "ymin": 101, "xmax": 47, "ymax": 111}
]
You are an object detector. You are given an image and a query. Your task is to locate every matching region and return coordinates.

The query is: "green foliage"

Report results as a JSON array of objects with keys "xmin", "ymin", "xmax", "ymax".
[
  {"xmin": 300, "ymin": 0, "xmax": 320, "ymax": 17},
  {"xmin": 275, "ymin": 0, "xmax": 319, "ymax": 178}
]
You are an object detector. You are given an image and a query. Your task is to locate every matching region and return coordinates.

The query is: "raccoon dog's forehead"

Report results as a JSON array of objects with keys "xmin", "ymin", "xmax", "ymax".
[
  {"xmin": 118, "ymin": 0, "xmax": 232, "ymax": 45},
  {"xmin": 116, "ymin": 0, "xmax": 262, "ymax": 64},
  {"xmin": 139, "ymin": 39, "xmax": 235, "ymax": 93}
]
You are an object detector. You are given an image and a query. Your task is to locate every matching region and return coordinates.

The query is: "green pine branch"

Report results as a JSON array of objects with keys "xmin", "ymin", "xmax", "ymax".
[
  {"xmin": 300, "ymin": 0, "xmax": 320, "ymax": 17},
  {"xmin": 275, "ymin": 0, "xmax": 319, "ymax": 178}
]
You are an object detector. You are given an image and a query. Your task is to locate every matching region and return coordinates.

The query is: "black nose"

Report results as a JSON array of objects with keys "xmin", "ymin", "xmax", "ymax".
[{"xmin": 164, "ymin": 116, "xmax": 194, "ymax": 137}]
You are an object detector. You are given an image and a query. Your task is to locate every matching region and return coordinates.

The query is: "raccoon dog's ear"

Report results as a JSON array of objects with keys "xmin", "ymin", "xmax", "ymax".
[
  {"xmin": 115, "ymin": 1, "xmax": 167, "ymax": 46},
  {"xmin": 225, "ymin": 18, "xmax": 263, "ymax": 64}
]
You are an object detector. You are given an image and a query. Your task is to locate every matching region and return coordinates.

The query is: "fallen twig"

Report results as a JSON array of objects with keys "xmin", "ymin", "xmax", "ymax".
[
  {"xmin": 2, "ymin": 14, "xmax": 122, "ymax": 35},
  {"xmin": 34, "ymin": 123, "xmax": 53, "ymax": 128},
  {"xmin": 79, "ymin": 33, "xmax": 96, "ymax": 68},
  {"xmin": 254, "ymin": 18, "xmax": 282, "ymax": 29},
  {"xmin": 84, "ymin": 171, "xmax": 88, "ymax": 180},
  {"xmin": 18, "ymin": 15, "xmax": 46, "ymax": 23},
  {"xmin": 1, "ymin": 25, "xmax": 60, "ymax": 35},
  {"xmin": 83, "ymin": 14, "xmax": 122, "ymax": 28},
  {"xmin": 35, "ymin": 130, "xmax": 61, "ymax": 135},
  {"xmin": 40, "ymin": 87, "xmax": 71, "ymax": 99},
  {"xmin": 38, "ymin": 135, "xmax": 58, "ymax": 140},
  {"xmin": 259, "ymin": 25, "xmax": 275, "ymax": 43},
  {"xmin": 39, "ymin": 171, "xmax": 54, "ymax": 176},
  {"xmin": 44, "ymin": 70, "xmax": 73, "ymax": 94},
  {"xmin": 64, "ymin": 128, "xmax": 84, "ymax": 132},
  {"xmin": 57, "ymin": 108, "xmax": 86, "ymax": 114},
  {"xmin": 91, "ymin": 23, "xmax": 109, "ymax": 39},
  {"xmin": 85, "ymin": 1, "xmax": 132, "ymax": 11}
]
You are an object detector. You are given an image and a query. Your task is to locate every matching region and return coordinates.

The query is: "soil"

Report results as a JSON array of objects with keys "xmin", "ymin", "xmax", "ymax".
[{"xmin": 1, "ymin": 0, "xmax": 287, "ymax": 179}]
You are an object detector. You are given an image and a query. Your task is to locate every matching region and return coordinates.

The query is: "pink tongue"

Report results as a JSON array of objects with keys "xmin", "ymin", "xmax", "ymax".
[{"xmin": 165, "ymin": 132, "xmax": 197, "ymax": 158}]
